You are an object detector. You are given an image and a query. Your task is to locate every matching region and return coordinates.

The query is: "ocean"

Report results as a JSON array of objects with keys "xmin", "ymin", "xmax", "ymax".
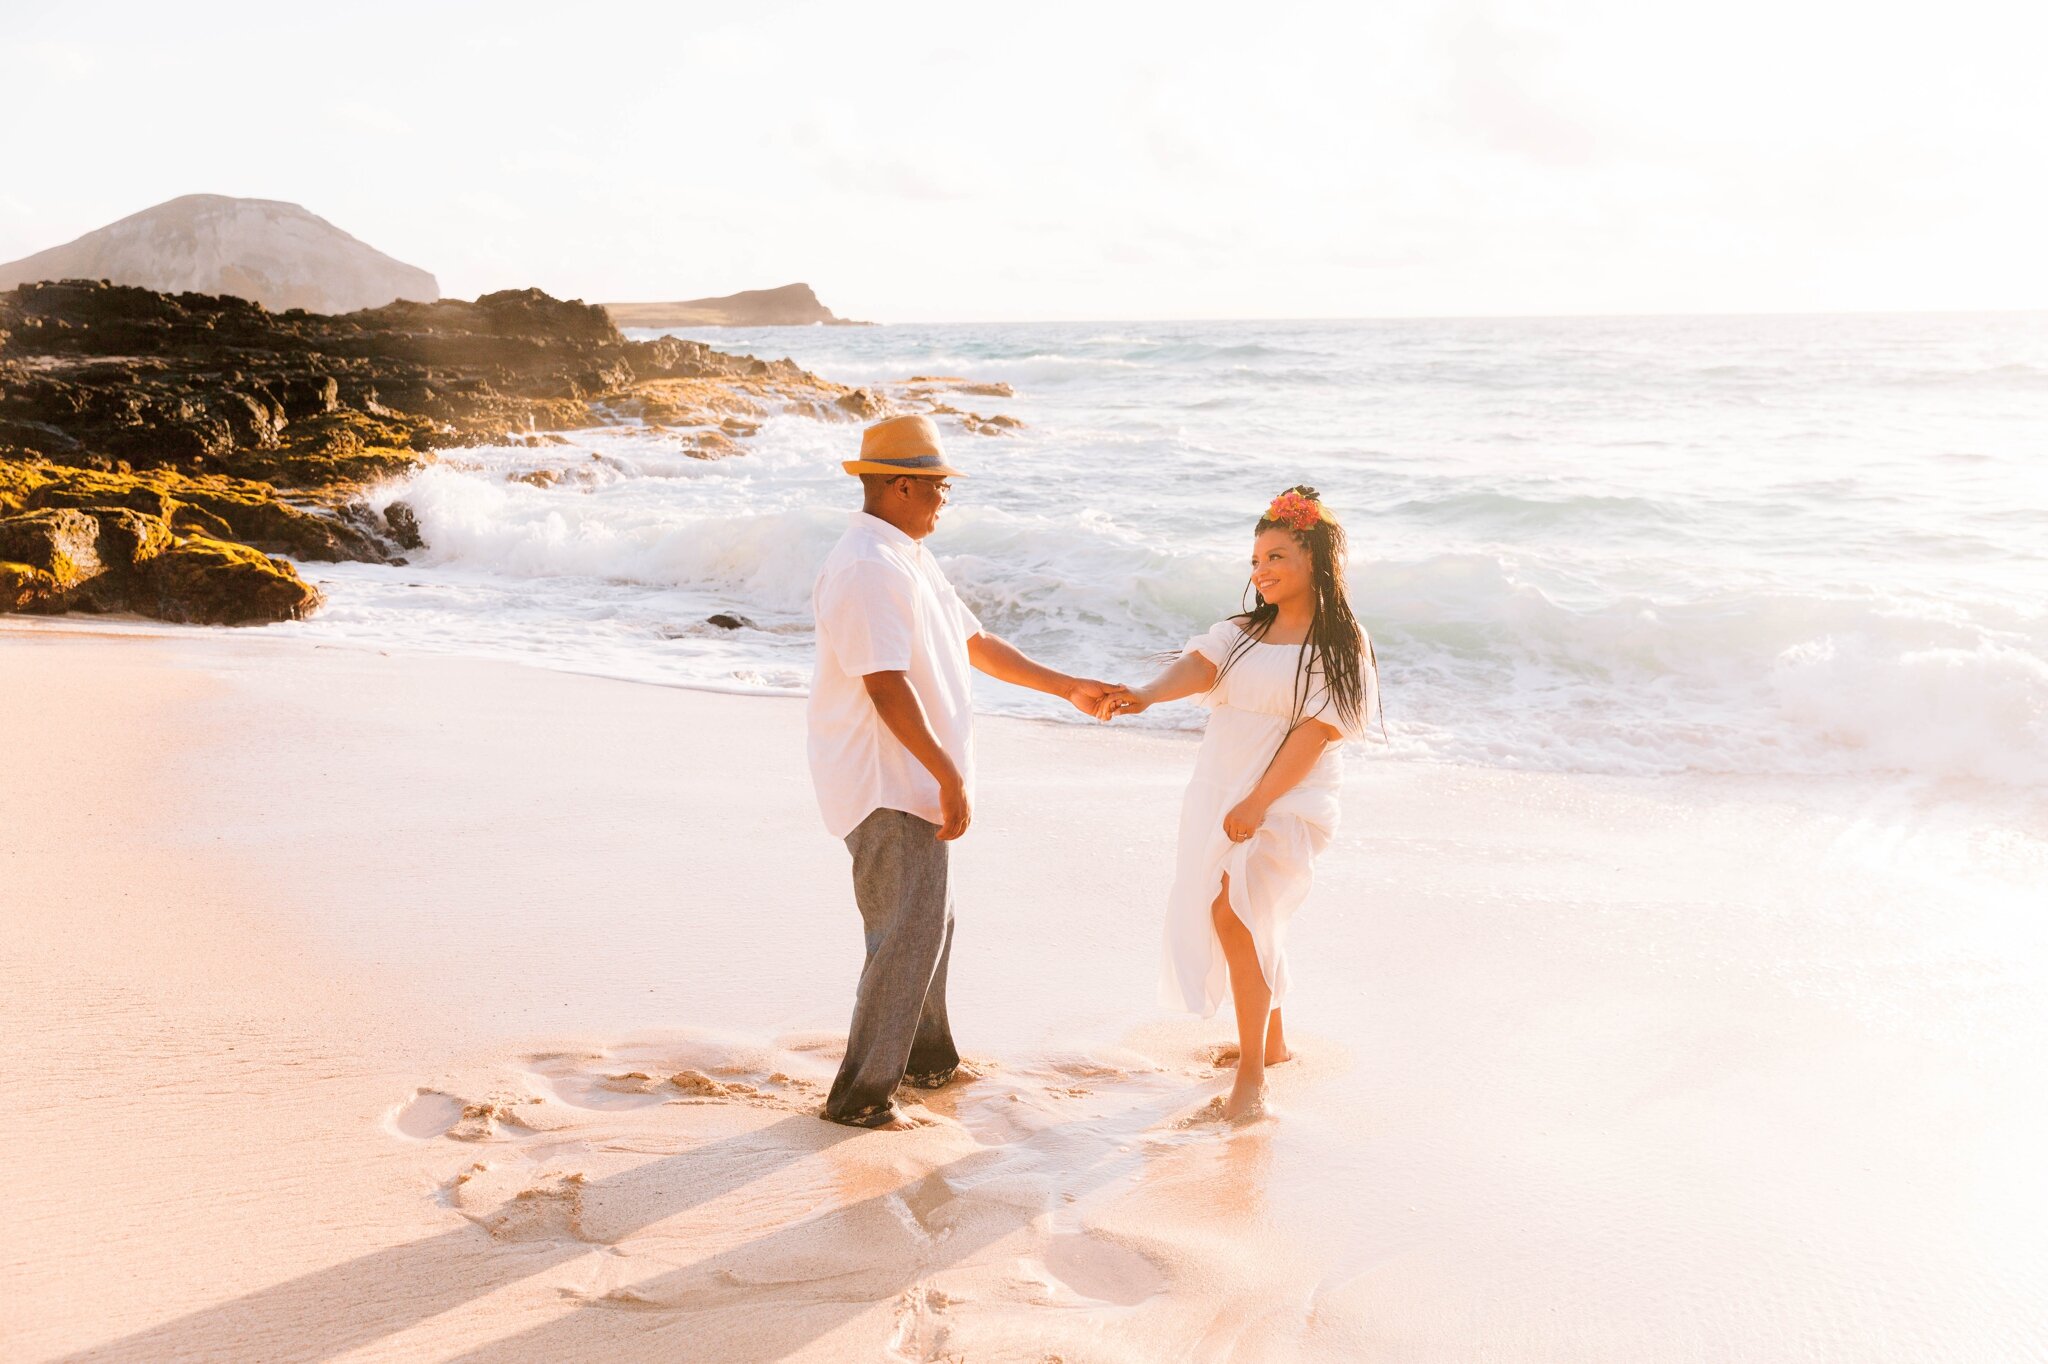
[
  {"xmin": 289, "ymin": 312, "xmax": 2048, "ymax": 797},
  {"xmin": 224, "ymin": 314, "xmax": 2048, "ymax": 1353}
]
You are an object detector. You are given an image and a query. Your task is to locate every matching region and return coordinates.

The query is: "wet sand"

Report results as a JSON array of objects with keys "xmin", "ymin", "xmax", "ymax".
[{"xmin": 4, "ymin": 621, "xmax": 2044, "ymax": 1362}]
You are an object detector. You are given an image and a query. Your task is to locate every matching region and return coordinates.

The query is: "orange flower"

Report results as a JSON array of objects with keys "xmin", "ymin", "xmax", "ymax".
[{"xmin": 1265, "ymin": 490, "xmax": 1323, "ymax": 531}]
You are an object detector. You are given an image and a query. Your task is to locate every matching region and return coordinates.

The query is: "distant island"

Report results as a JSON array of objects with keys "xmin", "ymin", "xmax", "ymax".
[
  {"xmin": 0, "ymin": 194, "xmax": 439, "ymax": 316},
  {"xmin": 604, "ymin": 283, "xmax": 872, "ymax": 329},
  {"xmin": 2, "ymin": 197, "xmax": 866, "ymax": 331}
]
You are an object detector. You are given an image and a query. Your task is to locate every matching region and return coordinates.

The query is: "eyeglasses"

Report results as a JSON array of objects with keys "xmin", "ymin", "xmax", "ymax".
[{"xmin": 896, "ymin": 477, "xmax": 953, "ymax": 499}]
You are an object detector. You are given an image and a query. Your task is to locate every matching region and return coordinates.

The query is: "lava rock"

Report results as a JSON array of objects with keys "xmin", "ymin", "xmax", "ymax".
[
  {"xmin": 383, "ymin": 500, "xmax": 423, "ymax": 550},
  {"xmin": 0, "ymin": 508, "xmax": 108, "ymax": 611},
  {"xmin": 141, "ymin": 536, "xmax": 322, "ymax": 625}
]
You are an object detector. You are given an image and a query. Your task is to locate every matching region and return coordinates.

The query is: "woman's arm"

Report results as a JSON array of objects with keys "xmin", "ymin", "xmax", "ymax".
[
  {"xmin": 1101, "ymin": 650, "xmax": 1219, "ymax": 717},
  {"xmin": 1222, "ymin": 718, "xmax": 1339, "ymax": 841}
]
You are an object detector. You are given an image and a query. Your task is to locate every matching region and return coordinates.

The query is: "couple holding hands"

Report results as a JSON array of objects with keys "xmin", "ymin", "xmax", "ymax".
[{"xmin": 806, "ymin": 415, "xmax": 1382, "ymax": 1129}]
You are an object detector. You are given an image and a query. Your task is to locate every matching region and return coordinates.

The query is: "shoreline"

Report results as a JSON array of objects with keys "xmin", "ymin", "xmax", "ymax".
[
  {"xmin": 13, "ymin": 609, "xmax": 2040, "ymax": 830},
  {"xmin": 6, "ymin": 622, "xmax": 2044, "ymax": 1360}
]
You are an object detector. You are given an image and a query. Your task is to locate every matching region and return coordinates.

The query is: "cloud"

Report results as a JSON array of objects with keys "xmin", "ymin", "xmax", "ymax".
[
  {"xmin": 782, "ymin": 115, "xmax": 982, "ymax": 203},
  {"xmin": 323, "ymin": 101, "xmax": 415, "ymax": 139},
  {"xmin": 19, "ymin": 40, "xmax": 99, "ymax": 80},
  {"xmin": 1435, "ymin": 6, "xmax": 1607, "ymax": 167}
]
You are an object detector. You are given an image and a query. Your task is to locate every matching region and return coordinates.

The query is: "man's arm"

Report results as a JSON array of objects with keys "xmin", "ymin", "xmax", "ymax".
[
  {"xmin": 965, "ymin": 631, "xmax": 1115, "ymax": 717},
  {"xmin": 861, "ymin": 670, "xmax": 971, "ymax": 840}
]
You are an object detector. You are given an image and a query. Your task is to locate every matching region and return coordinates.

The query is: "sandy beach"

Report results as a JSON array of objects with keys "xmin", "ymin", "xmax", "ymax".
[{"xmin": 5, "ymin": 621, "xmax": 2045, "ymax": 1362}]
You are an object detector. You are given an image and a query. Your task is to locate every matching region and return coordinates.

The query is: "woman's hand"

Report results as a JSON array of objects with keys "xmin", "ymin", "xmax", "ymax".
[
  {"xmin": 1095, "ymin": 686, "xmax": 1147, "ymax": 720},
  {"xmin": 1222, "ymin": 797, "xmax": 1268, "ymax": 843}
]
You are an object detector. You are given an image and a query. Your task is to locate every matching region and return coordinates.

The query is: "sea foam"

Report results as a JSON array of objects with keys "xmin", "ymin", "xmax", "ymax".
[{"xmin": 295, "ymin": 313, "xmax": 2048, "ymax": 792}]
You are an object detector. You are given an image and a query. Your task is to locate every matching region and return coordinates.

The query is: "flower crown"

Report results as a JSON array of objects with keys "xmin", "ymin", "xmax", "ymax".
[{"xmin": 1263, "ymin": 488, "xmax": 1335, "ymax": 532}]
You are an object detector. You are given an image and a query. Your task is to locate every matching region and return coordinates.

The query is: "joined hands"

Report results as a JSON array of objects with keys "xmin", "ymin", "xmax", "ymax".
[
  {"xmin": 1057, "ymin": 677, "xmax": 1148, "ymax": 722},
  {"xmin": 1083, "ymin": 684, "xmax": 1146, "ymax": 722}
]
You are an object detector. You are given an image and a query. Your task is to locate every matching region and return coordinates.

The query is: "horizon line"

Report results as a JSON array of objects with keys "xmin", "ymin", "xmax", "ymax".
[{"xmin": 630, "ymin": 304, "xmax": 2048, "ymax": 329}]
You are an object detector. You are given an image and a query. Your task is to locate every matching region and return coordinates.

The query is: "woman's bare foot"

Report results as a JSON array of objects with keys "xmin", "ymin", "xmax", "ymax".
[
  {"xmin": 1220, "ymin": 1073, "xmax": 1267, "ymax": 1122},
  {"xmin": 1207, "ymin": 1041, "xmax": 1294, "ymax": 1067}
]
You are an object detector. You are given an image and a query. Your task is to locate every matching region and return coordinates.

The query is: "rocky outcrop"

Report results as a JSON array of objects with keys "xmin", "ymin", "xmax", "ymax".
[
  {"xmin": 0, "ymin": 508, "xmax": 109, "ymax": 611},
  {"xmin": 0, "ymin": 195, "xmax": 439, "ymax": 315},
  {"xmin": 1, "ymin": 278, "xmax": 1020, "ymax": 628},
  {"xmin": 145, "ymin": 537, "xmax": 322, "ymax": 625},
  {"xmin": 0, "ymin": 500, "xmax": 319, "ymax": 625},
  {"xmin": 603, "ymin": 283, "xmax": 870, "ymax": 329},
  {"xmin": 0, "ymin": 280, "xmax": 863, "ymax": 626}
]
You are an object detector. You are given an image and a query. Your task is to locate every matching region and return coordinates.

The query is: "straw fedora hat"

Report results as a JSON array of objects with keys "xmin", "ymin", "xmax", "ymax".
[{"xmin": 841, "ymin": 414, "xmax": 967, "ymax": 478}]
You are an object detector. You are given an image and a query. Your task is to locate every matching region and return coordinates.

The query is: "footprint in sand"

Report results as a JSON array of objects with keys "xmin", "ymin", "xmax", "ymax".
[
  {"xmin": 667, "ymin": 1068, "xmax": 821, "ymax": 1113},
  {"xmin": 449, "ymin": 1098, "xmax": 538, "ymax": 1141},
  {"xmin": 539, "ymin": 1068, "xmax": 677, "ymax": 1111},
  {"xmin": 450, "ymin": 1164, "xmax": 602, "ymax": 1244},
  {"xmin": 531, "ymin": 1051, "xmax": 828, "ymax": 1115},
  {"xmin": 389, "ymin": 1089, "xmax": 536, "ymax": 1141},
  {"xmin": 1034, "ymin": 1232, "xmax": 1168, "ymax": 1307},
  {"xmin": 390, "ymin": 1089, "xmax": 466, "ymax": 1140},
  {"xmin": 1042, "ymin": 1054, "xmax": 1132, "ymax": 1082}
]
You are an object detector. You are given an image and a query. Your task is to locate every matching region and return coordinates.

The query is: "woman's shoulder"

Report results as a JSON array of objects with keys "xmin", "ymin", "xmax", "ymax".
[{"xmin": 1185, "ymin": 616, "xmax": 1257, "ymax": 669}]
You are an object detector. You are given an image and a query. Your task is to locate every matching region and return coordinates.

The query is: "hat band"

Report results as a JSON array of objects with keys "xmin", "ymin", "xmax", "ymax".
[{"xmin": 865, "ymin": 454, "xmax": 944, "ymax": 469}]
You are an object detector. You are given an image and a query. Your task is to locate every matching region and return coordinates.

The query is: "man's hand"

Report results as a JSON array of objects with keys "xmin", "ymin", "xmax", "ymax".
[
  {"xmin": 1222, "ymin": 796, "xmax": 1268, "ymax": 843},
  {"xmin": 937, "ymin": 776, "xmax": 973, "ymax": 841},
  {"xmin": 1064, "ymin": 677, "xmax": 1120, "ymax": 720}
]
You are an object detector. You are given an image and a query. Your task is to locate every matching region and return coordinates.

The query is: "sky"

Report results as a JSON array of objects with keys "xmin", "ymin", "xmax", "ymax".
[{"xmin": 5, "ymin": 0, "xmax": 2046, "ymax": 322}]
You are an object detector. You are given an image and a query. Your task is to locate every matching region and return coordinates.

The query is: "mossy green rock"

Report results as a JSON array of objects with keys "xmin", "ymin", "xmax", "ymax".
[
  {"xmin": 0, "ymin": 500, "xmax": 314, "ymax": 624},
  {"xmin": 1, "ymin": 561, "xmax": 54, "ymax": 611},
  {"xmin": 88, "ymin": 506, "xmax": 175, "ymax": 567},
  {"xmin": 2, "ymin": 462, "xmax": 386, "ymax": 563},
  {"xmin": 142, "ymin": 536, "xmax": 322, "ymax": 626},
  {"xmin": 0, "ymin": 508, "xmax": 108, "ymax": 610}
]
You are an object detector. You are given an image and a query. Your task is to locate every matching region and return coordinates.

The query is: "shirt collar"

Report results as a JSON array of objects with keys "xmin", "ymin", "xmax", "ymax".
[{"xmin": 851, "ymin": 510, "xmax": 918, "ymax": 549}]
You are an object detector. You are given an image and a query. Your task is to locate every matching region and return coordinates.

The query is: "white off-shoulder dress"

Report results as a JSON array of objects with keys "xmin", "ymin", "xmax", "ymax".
[{"xmin": 1161, "ymin": 619, "xmax": 1383, "ymax": 1017}]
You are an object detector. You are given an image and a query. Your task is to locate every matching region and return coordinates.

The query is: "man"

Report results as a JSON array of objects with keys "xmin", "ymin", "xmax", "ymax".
[{"xmin": 807, "ymin": 413, "xmax": 1115, "ymax": 1130}]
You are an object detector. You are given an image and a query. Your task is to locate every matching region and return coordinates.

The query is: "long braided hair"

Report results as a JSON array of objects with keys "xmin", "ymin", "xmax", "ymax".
[{"xmin": 1209, "ymin": 485, "xmax": 1376, "ymax": 738}]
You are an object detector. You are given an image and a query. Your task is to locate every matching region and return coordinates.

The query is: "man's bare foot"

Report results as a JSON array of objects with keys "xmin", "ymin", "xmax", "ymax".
[
  {"xmin": 902, "ymin": 1060, "xmax": 982, "ymax": 1090},
  {"xmin": 823, "ymin": 1102, "xmax": 934, "ymax": 1131}
]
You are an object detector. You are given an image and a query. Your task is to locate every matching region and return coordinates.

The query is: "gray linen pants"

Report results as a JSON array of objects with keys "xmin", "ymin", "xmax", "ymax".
[{"xmin": 822, "ymin": 807, "xmax": 961, "ymax": 1126}]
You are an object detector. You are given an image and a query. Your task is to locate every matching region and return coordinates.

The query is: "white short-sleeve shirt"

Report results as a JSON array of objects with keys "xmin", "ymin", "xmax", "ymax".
[{"xmin": 807, "ymin": 512, "xmax": 984, "ymax": 838}]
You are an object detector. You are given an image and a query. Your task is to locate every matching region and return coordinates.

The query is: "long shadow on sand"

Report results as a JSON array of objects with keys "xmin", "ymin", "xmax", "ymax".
[
  {"xmin": 53, "ymin": 1115, "xmax": 836, "ymax": 1364},
  {"xmin": 432, "ymin": 1094, "xmax": 1195, "ymax": 1363},
  {"xmin": 61, "ymin": 1090, "xmax": 1197, "ymax": 1363}
]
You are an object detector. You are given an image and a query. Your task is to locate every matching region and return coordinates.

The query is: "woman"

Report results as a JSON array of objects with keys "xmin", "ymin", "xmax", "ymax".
[{"xmin": 1103, "ymin": 486, "xmax": 1383, "ymax": 1121}]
